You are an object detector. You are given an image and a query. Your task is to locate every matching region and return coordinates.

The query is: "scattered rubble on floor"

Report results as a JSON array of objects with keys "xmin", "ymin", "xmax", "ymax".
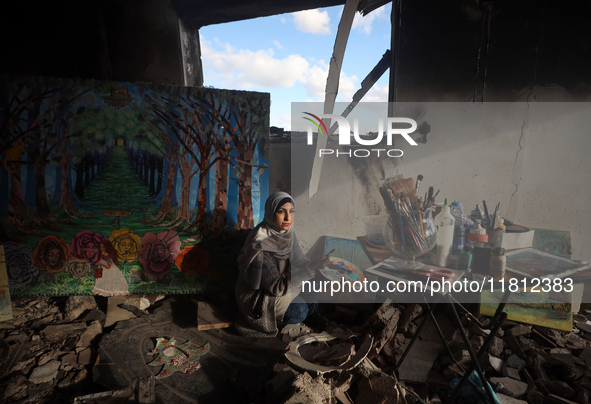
[{"xmin": 2, "ymin": 295, "xmax": 591, "ymax": 403}]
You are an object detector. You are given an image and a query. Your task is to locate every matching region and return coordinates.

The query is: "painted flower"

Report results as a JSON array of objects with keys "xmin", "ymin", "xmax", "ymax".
[
  {"xmin": 140, "ymin": 230, "xmax": 181, "ymax": 280},
  {"xmin": 4, "ymin": 242, "xmax": 39, "ymax": 288},
  {"xmin": 65, "ymin": 258, "xmax": 91, "ymax": 279},
  {"xmin": 71, "ymin": 230, "xmax": 107, "ymax": 265},
  {"xmin": 175, "ymin": 244, "xmax": 210, "ymax": 277},
  {"xmin": 33, "ymin": 236, "xmax": 71, "ymax": 273},
  {"xmin": 109, "ymin": 229, "xmax": 142, "ymax": 262}
]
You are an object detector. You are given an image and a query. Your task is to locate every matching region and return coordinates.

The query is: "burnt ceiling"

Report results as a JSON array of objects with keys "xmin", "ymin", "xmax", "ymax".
[{"xmin": 170, "ymin": 0, "xmax": 390, "ymax": 28}]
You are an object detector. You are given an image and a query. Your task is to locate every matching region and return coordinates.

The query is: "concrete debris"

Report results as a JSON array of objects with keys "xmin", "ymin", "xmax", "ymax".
[
  {"xmin": 2, "ymin": 294, "xmax": 591, "ymax": 404},
  {"xmin": 360, "ymin": 300, "xmax": 400, "ymax": 359},
  {"xmin": 489, "ymin": 355, "xmax": 504, "ymax": 373},
  {"xmin": 65, "ymin": 296, "xmax": 98, "ymax": 321},
  {"xmin": 488, "ymin": 336, "xmax": 505, "ymax": 357},
  {"xmin": 76, "ymin": 320, "xmax": 103, "ymax": 348},
  {"xmin": 29, "ymin": 360, "xmax": 61, "ymax": 384},
  {"xmin": 491, "ymin": 376, "xmax": 528, "ymax": 398},
  {"xmin": 505, "ymin": 354, "xmax": 527, "ymax": 371},
  {"xmin": 355, "ymin": 374, "xmax": 399, "ymax": 404}
]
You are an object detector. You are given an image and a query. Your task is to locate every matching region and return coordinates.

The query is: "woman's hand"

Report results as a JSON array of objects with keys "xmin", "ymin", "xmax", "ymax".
[{"xmin": 309, "ymin": 252, "xmax": 332, "ymax": 272}]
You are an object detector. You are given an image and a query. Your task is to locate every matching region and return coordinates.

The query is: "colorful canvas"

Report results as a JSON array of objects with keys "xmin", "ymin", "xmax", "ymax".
[
  {"xmin": 480, "ymin": 288, "xmax": 572, "ymax": 331},
  {"xmin": 319, "ymin": 257, "xmax": 365, "ymax": 283},
  {"xmin": 504, "ymin": 248, "xmax": 589, "ymax": 279},
  {"xmin": 0, "ymin": 76, "xmax": 270, "ymax": 296},
  {"xmin": 0, "ymin": 245, "xmax": 13, "ymax": 321},
  {"xmin": 323, "ymin": 236, "xmax": 373, "ymax": 271}
]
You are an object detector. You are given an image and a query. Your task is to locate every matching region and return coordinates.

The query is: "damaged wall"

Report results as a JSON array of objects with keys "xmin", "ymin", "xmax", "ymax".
[
  {"xmin": 0, "ymin": 0, "xmax": 202, "ymax": 87},
  {"xmin": 290, "ymin": 98, "xmax": 591, "ymax": 262},
  {"xmin": 287, "ymin": 0, "xmax": 591, "ymax": 262}
]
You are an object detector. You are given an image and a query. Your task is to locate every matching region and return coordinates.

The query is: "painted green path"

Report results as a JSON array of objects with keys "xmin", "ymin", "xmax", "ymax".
[{"xmin": 77, "ymin": 146, "xmax": 159, "ymax": 236}]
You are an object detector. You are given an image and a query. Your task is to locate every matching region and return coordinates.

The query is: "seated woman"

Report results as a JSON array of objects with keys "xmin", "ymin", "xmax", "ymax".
[{"xmin": 234, "ymin": 192, "xmax": 329, "ymax": 338}]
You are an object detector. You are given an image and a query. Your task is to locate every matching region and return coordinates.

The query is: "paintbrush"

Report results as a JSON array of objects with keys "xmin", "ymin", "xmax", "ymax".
[
  {"xmin": 385, "ymin": 176, "xmax": 417, "ymax": 196},
  {"xmin": 415, "ymin": 174, "xmax": 423, "ymax": 192}
]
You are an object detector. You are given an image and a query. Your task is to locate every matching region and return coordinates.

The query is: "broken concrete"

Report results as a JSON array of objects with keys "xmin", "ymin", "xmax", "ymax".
[{"xmin": 29, "ymin": 360, "xmax": 61, "ymax": 384}]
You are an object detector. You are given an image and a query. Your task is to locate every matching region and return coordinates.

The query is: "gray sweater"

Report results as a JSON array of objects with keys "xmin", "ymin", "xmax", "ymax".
[{"xmin": 234, "ymin": 250, "xmax": 312, "ymax": 337}]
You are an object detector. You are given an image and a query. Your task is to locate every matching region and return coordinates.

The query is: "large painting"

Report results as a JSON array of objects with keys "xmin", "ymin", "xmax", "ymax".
[{"xmin": 0, "ymin": 76, "xmax": 270, "ymax": 296}]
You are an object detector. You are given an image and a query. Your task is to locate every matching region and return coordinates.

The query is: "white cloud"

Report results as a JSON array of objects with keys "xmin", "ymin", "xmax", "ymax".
[
  {"xmin": 301, "ymin": 62, "xmax": 360, "ymax": 102},
  {"xmin": 292, "ymin": 9, "xmax": 331, "ymax": 35},
  {"xmin": 201, "ymin": 37, "xmax": 308, "ymax": 89},
  {"xmin": 352, "ymin": 5, "xmax": 388, "ymax": 35},
  {"xmin": 272, "ymin": 39, "xmax": 284, "ymax": 50}
]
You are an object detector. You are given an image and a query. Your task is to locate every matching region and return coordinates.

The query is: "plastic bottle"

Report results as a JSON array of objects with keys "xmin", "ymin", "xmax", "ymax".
[
  {"xmin": 490, "ymin": 247, "xmax": 506, "ymax": 278},
  {"xmin": 457, "ymin": 245, "xmax": 473, "ymax": 272},
  {"xmin": 491, "ymin": 218, "xmax": 506, "ymax": 248},
  {"xmin": 467, "ymin": 220, "xmax": 488, "ymax": 247},
  {"xmin": 431, "ymin": 199, "xmax": 455, "ymax": 267},
  {"xmin": 450, "ymin": 201, "xmax": 466, "ymax": 254}
]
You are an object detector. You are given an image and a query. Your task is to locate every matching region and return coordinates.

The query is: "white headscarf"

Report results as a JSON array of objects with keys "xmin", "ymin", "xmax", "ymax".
[{"xmin": 237, "ymin": 191, "xmax": 296, "ymax": 289}]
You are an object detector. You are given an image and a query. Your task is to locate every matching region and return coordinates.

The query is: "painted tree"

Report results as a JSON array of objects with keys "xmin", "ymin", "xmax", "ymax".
[
  {"xmin": 143, "ymin": 96, "xmax": 182, "ymax": 225},
  {"xmin": 0, "ymin": 79, "xmax": 62, "ymax": 235},
  {"xmin": 205, "ymin": 95, "xmax": 270, "ymax": 230},
  {"xmin": 176, "ymin": 95, "xmax": 225, "ymax": 230}
]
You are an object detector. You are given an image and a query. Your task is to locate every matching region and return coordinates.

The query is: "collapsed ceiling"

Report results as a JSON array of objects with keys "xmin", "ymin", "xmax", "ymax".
[{"xmin": 170, "ymin": 0, "xmax": 391, "ymax": 28}]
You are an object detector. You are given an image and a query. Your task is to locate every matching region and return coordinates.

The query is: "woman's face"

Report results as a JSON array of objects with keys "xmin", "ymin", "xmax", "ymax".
[
  {"xmin": 47, "ymin": 248, "xmax": 61, "ymax": 267},
  {"xmin": 273, "ymin": 202, "xmax": 294, "ymax": 231},
  {"xmin": 153, "ymin": 244, "xmax": 167, "ymax": 261},
  {"xmin": 119, "ymin": 238, "xmax": 133, "ymax": 254}
]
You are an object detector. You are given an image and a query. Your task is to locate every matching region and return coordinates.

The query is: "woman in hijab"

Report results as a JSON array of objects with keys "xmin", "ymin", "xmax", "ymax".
[{"xmin": 234, "ymin": 191, "xmax": 329, "ymax": 337}]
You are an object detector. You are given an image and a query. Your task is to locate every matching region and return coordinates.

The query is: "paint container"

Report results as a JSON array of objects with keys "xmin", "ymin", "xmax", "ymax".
[
  {"xmin": 471, "ymin": 244, "xmax": 493, "ymax": 275},
  {"xmin": 363, "ymin": 215, "xmax": 388, "ymax": 245}
]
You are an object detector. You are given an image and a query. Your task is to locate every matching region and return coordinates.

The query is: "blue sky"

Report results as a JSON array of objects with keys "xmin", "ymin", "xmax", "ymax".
[{"xmin": 199, "ymin": 5, "xmax": 392, "ymax": 130}]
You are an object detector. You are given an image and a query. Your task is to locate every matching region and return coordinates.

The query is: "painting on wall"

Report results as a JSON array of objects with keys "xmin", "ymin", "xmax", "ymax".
[{"xmin": 0, "ymin": 76, "xmax": 270, "ymax": 297}]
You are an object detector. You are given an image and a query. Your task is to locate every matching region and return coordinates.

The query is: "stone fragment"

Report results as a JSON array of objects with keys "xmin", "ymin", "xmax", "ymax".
[
  {"xmin": 65, "ymin": 296, "xmax": 98, "ymax": 321},
  {"xmin": 488, "ymin": 336, "xmax": 504, "ymax": 357},
  {"xmin": 360, "ymin": 301, "xmax": 400, "ymax": 358},
  {"xmin": 469, "ymin": 335, "xmax": 484, "ymax": 352},
  {"xmin": 526, "ymin": 389, "xmax": 545, "ymax": 404},
  {"xmin": 41, "ymin": 323, "xmax": 87, "ymax": 341},
  {"xmin": 490, "ymin": 377, "xmax": 528, "ymax": 398},
  {"xmin": 575, "ymin": 322, "xmax": 591, "ymax": 334},
  {"xmin": 355, "ymin": 374, "xmax": 399, "ymax": 404},
  {"xmin": 29, "ymin": 360, "xmax": 61, "ymax": 384},
  {"xmin": 579, "ymin": 346, "xmax": 591, "ymax": 364},
  {"xmin": 543, "ymin": 354, "xmax": 579, "ymax": 381},
  {"xmin": 563, "ymin": 333, "xmax": 586, "ymax": 351},
  {"xmin": 506, "ymin": 333, "xmax": 526, "ymax": 359},
  {"xmin": 78, "ymin": 347, "xmax": 94, "ymax": 365},
  {"xmin": 398, "ymin": 303, "xmax": 422, "ymax": 333},
  {"xmin": 503, "ymin": 366, "xmax": 521, "ymax": 380},
  {"xmin": 60, "ymin": 353, "xmax": 80, "ymax": 369},
  {"xmin": 37, "ymin": 351, "xmax": 57, "ymax": 366},
  {"xmin": 489, "ymin": 355, "xmax": 504, "ymax": 373},
  {"xmin": 105, "ymin": 295, "xmax": 151, "ymax": 327},
  {"xmin": 551, "ymin": 348, "xmax": 572, "ymax": 355},
  {"xmin": 509, "ymin": 325, "xmax": 532, "ymax": 337},
  {"xmin": 78, "ymin": 309, "xmax": 106, "ymax": 325},
  {"xmin": 536, "ymin": 380, "xmax": 576, "ymax": 400},
  {"xmin": 2, "ymin": 374, "xmax": 28, "ymax": 401},
  {"xmin": 505, "ymin": 354, "xmax": 527, "ymax": 371},
  {"xmin": 76, "ymin": 320, "xmax": 103, "ymax": 348},
  {"xmin": 517, "ymin": 336, "xmax": 533, "ymax": 353}
]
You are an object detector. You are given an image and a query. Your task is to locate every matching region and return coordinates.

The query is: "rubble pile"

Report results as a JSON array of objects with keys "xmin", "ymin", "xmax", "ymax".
[{"xmin": 1, "ymin": 295, "xmax": 591, "ymax": 404}]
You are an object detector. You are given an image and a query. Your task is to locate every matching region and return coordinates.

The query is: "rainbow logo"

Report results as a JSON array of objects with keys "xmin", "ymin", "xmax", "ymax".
[{"xmin": 303, "ymin": 112, "xmax": 329, "ymax": 136}]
